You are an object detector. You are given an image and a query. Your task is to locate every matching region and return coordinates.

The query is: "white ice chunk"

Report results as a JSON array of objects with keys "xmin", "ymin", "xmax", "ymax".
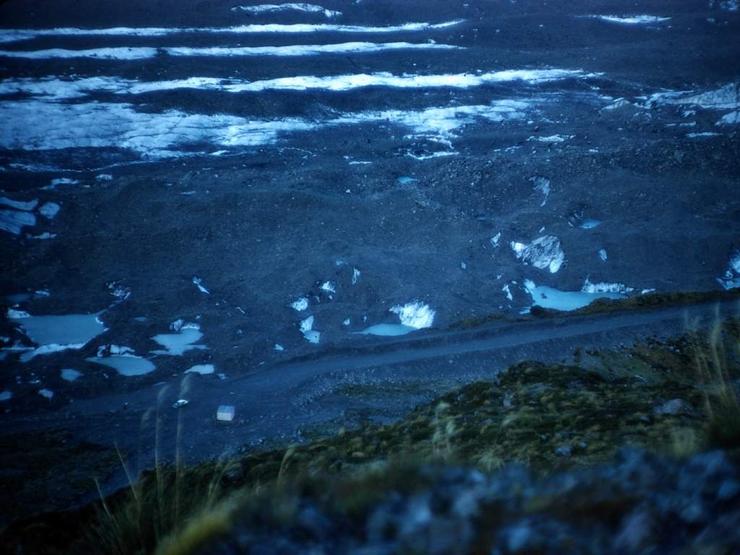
[
  {"xmin": 232, "ymin": 3, "xmax": 342, "ymax": 17},
  {"xmin": 61, "ymin": 368, "xmax": 82, "ymax": 381},
  {"xmin": 598, "ymin": 249, "xmax": 608, "ymax": 262},
  {"xmin": 192, "ymin": 276, "xmax": 210, "ymax": 294},
  {"xmin": 528, "ymin": 134, "xmax": 573, "ymax": 143},
  {"xmin": 39, "ymin": 202, "xmax": 60, "ymax": 219},
  {"xmin": 28, "ymin": 232, "xmax": 56, "ymax": 240},
  {"xmin": 490, "ymin": 232, "xmax": 502, "ymax": 247},
  {"xmin": 589, "ymin": 15, "xmax": 670, "ymax": 24},
  {"xmin": 97, "ymin": 344, "xmax": 135, "ymax": 356},
  {"xmin": 291, "ymin": 297, "xmax": 309, "ymax": 311},
  {"xmin": 0, "ymin": 47, "xmax": 158, "ymax": 60},
  {"xmin": 352, "ymin": 268, "xmax": 361, "ymax": 285},
  {"xmin": 389, "ymin": 301, "xmax": 435, "ymax": 329},
  {"xmin": 602, "ymin": 98, "xmax": 633, "ymax": 111},
  {"xmin": 510, "ymin": 235, "xmax": 565, "ymax": 273},
  {"xmin": 581, "ymin": 279, "xmax": 634, "ymax": 294},
  {"xmin": 579, "ymin": 219, "xmax": 601, "ymax": 230},
  {"xmin": 320, "ymin": 281, "xmax": 336, "ymax": 294},
  {"xmin": 303, "ymin": 330, "xmax": 320, "ymax": 343},
  {"xmin": 38, "ymin": 388, "xmax": 54, "ymax": 400},
  {"xmin": 717, "ymin": 111, "xmax": 740, "ymax": 125},
  {"xmin": 185, "ymin": 364, "xmax": 215, "ymax": 375},
  {"xmin": 502, "ymin": 284, "xmax": 513, "ymax": 301},
  {"xmin": 7, "ymin": 308, "xmax": 31, "ymax": 319}
]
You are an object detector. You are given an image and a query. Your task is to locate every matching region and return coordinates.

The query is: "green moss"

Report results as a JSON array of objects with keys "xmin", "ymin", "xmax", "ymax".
[{"xmin": 6, "ymin": 318, "xmax": 740, "ymax": 554}]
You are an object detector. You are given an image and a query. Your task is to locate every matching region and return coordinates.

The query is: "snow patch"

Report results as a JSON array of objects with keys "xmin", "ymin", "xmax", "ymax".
[
  {"xmin": 588, "ymin": 15, "xmax": 670, "ymax": 24},
  {"xmin": 0, "ymin": 69, "xmax": 595, "ymax": 99},
  {"xmin": 528, "ymin": 134, "xmax": 573, "ymax": 143},
  {"xmin": 166, "ymin": 41, "xmax": 460, "ymax": 58},
  {"xmin": 0, "ymin": 196, "xmax": 37, "ymax": 210},
  {"xmin": 232, "ymin": 3, "xmax": 341, "ymax": 17},
  {"xmin": 647, "ymin": 83, "xmax": 740, "ymax": 111},
  {"xmin": 0, "ymin": 20, "xmax": 464, "ymax": 44},
  {"xmin": 0, "ymin": 47, "xmax": 158, "ymax": 60},
  {"xmin": 0, "ymin": 98, "xmax": 533, "ymax": 160}
]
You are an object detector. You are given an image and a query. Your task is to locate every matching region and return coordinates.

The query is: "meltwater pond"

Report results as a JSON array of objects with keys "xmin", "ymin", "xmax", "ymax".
[
  {"xmin": 525, "ymin": 281, "xmax": 625, "ymax": 312},
  {"xmin": 151, "ymin": 322, "xmax": 206, "ymax": 356},
  {"xmin": 8, "ymin": 311, "xmax": 106, "ymax": 357},
  {"xmin": 358, "ymin": 323, "xmax": 417, "ymax": 337},
  {"xmin": 86, "ymin": 355, "xmax": 156, "ymax": 377}
]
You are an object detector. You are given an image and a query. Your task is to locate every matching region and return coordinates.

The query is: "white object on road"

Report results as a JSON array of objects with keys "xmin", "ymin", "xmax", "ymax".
[{"xmin": 217, "ymin": 405, "xmax": 235, "ymax": 422}]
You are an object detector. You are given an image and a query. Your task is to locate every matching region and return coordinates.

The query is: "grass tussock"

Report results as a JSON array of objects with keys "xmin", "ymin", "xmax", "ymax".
[
  {"xmin": 87, "ymin": 457, "xmax": 238, "ymax": 555},
  {"xmin": 695, "ymin": 318, "xmax": 740, "ymax": 449},
  {"xmin": 8, "ymin": 317, "xmax": 738, "ymax": 555}
]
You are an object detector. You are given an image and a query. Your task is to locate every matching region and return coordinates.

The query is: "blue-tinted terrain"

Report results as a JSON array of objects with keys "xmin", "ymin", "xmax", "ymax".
[{"xmin": 0, "ymin": 1, "xmax": 739, "ymax": 552}]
